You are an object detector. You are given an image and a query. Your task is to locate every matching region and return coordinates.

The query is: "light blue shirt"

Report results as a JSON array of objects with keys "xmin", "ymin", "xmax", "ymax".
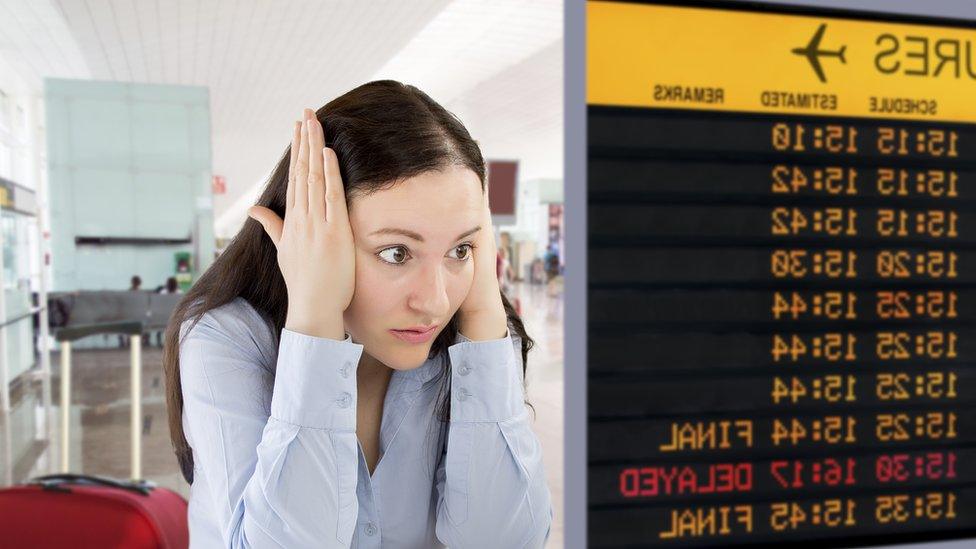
[{"xmin": 178, "ymin": 297, "xmax": 553, "ymax": 548}]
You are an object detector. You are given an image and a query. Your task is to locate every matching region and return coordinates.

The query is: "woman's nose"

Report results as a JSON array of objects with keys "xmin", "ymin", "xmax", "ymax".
[{"xmin": 407, "ymin": 263, "xmax": 450, "ymax": 318}]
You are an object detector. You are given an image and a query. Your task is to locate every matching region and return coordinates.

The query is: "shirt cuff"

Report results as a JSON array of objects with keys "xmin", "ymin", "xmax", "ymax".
[
  {"xmin": 447, "ymin": 328, "xmax": 524, "ymax": 422},
  {"xmin": 270, "ymin": 328, "xmax": 364, "ymax": 430}
]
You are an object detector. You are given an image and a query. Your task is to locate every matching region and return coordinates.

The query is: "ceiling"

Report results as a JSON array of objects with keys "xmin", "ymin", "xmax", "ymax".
[{"xmin": 0, "ymin": 0, "xmax": 563, "ymax": 237}]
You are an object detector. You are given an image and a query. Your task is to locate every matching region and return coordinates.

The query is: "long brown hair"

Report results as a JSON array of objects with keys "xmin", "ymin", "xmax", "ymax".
[{"xmin": 163, "ymin": 80, "xmax": 534, "ymax": 484}]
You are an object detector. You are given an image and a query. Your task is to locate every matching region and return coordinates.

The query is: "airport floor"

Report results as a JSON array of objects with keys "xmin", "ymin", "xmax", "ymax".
[{"xmin": 0, "ymin": 278, "xmax": 565, "ymax": 547}]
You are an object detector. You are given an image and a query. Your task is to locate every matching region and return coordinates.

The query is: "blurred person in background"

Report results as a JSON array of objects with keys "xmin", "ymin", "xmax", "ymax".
[
  {"xmin": 164, "ymin": 81, "xmax": 553, "ymax": 548},
  {"xmin": 497, "ymin": 246, "xmax": 515, "ymax": 297},
  {"xmin": 152, "ymin": 277, "xmax": 183, "ymax": 346},
  {"xmin": 497, "ymin": 246, "xmax": 521, "ymax": 315},
  {"xmin": 159, "ymin": 277, "xmax": 182, "ymax": 295},
  {"xmin": 544, "ymin": 244, "xmax": 562, "ymax": 299},
  {"xmin": 122, "ymin": 275, "xmax": 145, "ymax": 347}
]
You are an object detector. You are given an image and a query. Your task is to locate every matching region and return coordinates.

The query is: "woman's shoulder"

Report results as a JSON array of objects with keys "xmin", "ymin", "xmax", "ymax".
[{"xmin": 179, "ymin": 297, "xmax": 277, "ymax": 373}]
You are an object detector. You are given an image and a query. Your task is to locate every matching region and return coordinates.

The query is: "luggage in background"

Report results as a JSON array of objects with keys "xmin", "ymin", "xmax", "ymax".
[{"xmin": 0, "ymin": 474, "xmax": 188, "ymax": 548}]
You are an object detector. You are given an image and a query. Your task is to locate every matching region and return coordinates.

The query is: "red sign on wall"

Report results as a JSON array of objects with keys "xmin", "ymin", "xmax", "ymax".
[
  {"xmin": 486, "ymin": 160, "xmax": 517, "ymax": 215},
  {"xmin": 212, "ymin": 175, "xmax": 226, "ymax": 195}
]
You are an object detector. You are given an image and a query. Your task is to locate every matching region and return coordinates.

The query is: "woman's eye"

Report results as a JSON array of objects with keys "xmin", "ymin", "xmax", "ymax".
[
  {"xmin": 378, "ymin": 246, "xmax": 409, "ymax": 265},
  {"xmin": 450, "ymin": 244, "xmax": 473, "ymax": 261}
]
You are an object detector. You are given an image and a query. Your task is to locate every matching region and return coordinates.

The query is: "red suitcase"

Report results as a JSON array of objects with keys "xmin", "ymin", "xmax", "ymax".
[{"xmin": 0, "ymin": 474, "xmax": 188, "ymax": 548}]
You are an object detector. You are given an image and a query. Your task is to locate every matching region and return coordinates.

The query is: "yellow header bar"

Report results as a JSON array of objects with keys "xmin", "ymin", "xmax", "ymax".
[{"xmin": 588, "ymin": 2, "xmax": 976, "ymax": 123}]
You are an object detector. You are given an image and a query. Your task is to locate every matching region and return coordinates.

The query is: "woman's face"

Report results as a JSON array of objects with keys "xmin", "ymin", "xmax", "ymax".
[{"xmin": 343, "ymin": 165, "xmax": 484, "ymax": 371}]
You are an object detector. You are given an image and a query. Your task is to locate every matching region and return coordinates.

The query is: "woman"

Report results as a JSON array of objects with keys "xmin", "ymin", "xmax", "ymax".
[{"xmin": 163, "ymin": 81, "xmax": 553, "ymax": 548}]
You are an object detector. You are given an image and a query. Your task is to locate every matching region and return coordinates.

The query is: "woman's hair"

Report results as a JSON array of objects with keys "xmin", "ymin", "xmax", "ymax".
[{"xmin": 163, "ymin": 80, "xmax": 534, "ymax": 484}]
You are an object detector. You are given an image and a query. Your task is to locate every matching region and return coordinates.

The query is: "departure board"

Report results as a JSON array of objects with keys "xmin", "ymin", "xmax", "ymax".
[{"xmin": 587, "ymin": 1, "xmax": 976, "ymax": 547}]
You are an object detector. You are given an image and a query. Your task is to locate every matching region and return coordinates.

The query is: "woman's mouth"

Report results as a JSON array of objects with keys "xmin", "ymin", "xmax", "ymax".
[{"xmin": 389, "ymin": 325, "xmax": 437, "ymax": 344}]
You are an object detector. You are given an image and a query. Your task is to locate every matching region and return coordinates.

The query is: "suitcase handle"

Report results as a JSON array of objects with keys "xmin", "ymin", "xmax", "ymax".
[{"xmin": 30, "ymin": 474, "xmax": 157, "ymax": 496}]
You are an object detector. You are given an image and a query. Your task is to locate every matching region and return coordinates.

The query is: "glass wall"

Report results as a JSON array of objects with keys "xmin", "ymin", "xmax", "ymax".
[{"xmin": 3, "ymin": 208, "xmax": 35, "ymax": 381}]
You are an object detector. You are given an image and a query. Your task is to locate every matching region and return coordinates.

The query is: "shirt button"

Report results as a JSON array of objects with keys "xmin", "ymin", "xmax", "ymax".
[
  {"xmin": 364, "ymin": 522, "xmax": 377, "ymax": 536},
  {"xmin": 456, "ymin": 387, "xmax": 470, "ymax": 402},
  {"xmin": 336, "ymin": 392, "xmax": 352, "ymax": 408},
  {"xmin": 339, "ymin": 362, "xmax": 351, "ymax": 378},
  {"xmin": 457, "ymin": 364, "xmax": 471, "ymax": 376}
]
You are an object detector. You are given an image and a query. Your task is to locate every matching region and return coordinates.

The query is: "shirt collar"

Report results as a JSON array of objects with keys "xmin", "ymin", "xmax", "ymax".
[{"xmin": 399, "ymin": 354, "xmax": 444, "ymax": 388}]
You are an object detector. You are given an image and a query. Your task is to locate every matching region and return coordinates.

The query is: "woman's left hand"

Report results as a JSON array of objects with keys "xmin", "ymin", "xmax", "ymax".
[{"xmin": 457, "ymin": 186, "xmax": 509, "ymax": 341}]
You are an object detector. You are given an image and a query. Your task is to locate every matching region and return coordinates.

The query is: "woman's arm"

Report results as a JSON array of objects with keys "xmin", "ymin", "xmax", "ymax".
[
  {"xmin": 433, "ymin": 328, "xmax": 554, "ymax": 548},
  {"xmin": 180, "ymin": 311, "xmax": 364, "ymax": 548}
]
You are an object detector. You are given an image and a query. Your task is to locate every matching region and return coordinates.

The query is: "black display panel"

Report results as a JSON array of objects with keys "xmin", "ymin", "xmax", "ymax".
[{"xmin": 588, "ymin": 1, "xmax": 976, "ymax": 546}]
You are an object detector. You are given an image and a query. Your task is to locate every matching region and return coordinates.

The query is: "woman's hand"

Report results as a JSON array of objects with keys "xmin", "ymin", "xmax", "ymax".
[
  {"xmin": 248, "ymin": 108, "xmax": 355, "ymax": 340},
  {"xmin": 456, "ymin": 185, "xmax": 509, "ymax": 341}
]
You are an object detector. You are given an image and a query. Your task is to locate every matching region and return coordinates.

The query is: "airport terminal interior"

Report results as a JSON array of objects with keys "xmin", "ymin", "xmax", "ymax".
[{"xmin": 0, "ymin": 1, "xmax": 564, "ymax": 546}]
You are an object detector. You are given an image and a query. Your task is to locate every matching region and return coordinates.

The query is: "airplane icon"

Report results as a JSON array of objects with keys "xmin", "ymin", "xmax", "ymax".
[{"xmin": 791, "ymin": 23, "xmax": 846, "ymax": 83}]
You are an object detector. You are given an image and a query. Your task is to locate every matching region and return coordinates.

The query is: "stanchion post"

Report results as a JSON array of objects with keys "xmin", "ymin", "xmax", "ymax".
[
  {"xmin": 130, "ymin": 333, "xmax": 141, "ymax": 480},
  {"xmin": 59, "ymin": 340, "xmax": 71, "ymax": 472}
]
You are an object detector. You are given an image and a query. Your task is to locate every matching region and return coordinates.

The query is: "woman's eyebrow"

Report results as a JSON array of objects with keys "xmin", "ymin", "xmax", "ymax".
[{"xmin": 369, "ymin": 226, "xmax": 481, "ymax": 243}]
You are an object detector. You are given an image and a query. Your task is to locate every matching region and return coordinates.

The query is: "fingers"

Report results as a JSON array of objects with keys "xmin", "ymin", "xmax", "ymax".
[
  {"xmin": 294, "ymin": 110, "xmax": 311, "ymax": 216},
  {"xmin": 307, "ymin": 114, "xmax": 326, "ymax": 223},
  {"xmin": 481, "ymin": 183, "xmax": 497, "ymax": 252},
  {"xmin": 482, "ymin": 182, "xmax": 493, "ymax": 227},
  {"xmin": 286, "ymin": 108, "xmax": 347, "ymax": 227},
  {"xmin": 286, "ymin": 121, "xmax": 301, "ymax": 214},
  {"xmin": 247, "ymin": 206, "xmax": 283, "ymax": 245},
  {"xmin": 323, "ymin": 146, "xmax": 348, "ymax": 225}
]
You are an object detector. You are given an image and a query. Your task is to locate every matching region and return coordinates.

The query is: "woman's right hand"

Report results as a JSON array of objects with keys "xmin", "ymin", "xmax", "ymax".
[{"xmin": 248, "ymin": 108, "xmax": 355, "ymax": 340}]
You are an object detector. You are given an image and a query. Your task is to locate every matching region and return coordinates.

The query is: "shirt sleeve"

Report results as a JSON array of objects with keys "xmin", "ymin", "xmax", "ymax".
[
  {"xmin": 433, "ymin": 327, "xmax": 554, "ymax": 548},
  {"xmin": 179, "ymin": 313, "xmax": 365, "ymax": 548}
]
